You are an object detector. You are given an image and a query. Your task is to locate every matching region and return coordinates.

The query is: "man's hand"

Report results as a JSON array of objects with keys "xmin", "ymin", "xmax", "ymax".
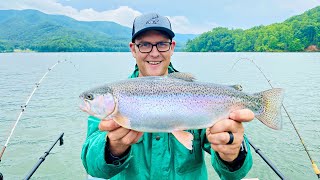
[
  {"xmin": 206, "ymin": 109, "xmax": 254, "ymax": 162},
  {"xmin": 99, "ymin": 119, "xmax": 143, "ymax": 156}
]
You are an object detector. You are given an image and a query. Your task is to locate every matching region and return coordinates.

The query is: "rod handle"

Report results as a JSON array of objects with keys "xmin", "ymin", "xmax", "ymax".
[
  {"xmin": 0, "ymin": 146, "xmax": 6, "ymax": 162},
  {"xmin": 312, "ymin": 161, "xmax": 320, "ymax": 178}
]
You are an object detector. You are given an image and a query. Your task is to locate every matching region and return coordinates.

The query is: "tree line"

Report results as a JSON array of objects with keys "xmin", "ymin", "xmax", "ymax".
[
  {"xmin": 184, "ymin": 6, "xmax": 320, "ymax": 52},
  {"xmin": 1, "ymin": 6, "xmax": 319, "ymax": 53}
]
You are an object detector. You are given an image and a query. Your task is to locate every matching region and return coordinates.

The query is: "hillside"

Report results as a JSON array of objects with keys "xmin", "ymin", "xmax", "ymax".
[
  {"xmin": 185, "ymin": 6, "xmax": 320, "ymax": 52},
  {"xmin": 0, "ymin": 10, "xmax": 196, "ymax": 52}
]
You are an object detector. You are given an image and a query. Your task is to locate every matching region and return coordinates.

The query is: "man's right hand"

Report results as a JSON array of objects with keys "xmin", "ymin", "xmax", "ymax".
[{"xmin": 99, "ymin": 119, "xmax": 143, "ymax": 156}]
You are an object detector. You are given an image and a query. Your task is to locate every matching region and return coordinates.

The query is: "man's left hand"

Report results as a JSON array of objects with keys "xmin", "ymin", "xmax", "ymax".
[{"xmin": 206, "ymin": 109, "xmax": 254, "ymax": 162}]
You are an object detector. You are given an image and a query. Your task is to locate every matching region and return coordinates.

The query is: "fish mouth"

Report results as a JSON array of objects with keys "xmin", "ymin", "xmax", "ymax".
[
  {"xmin": 79, "ymin": 99, "xmax": 92, "ymax": 114},
  {"xmin": 79, "ymin": 94, "xmax": 115, "ymax": 120},
  {"xmin": 79, "ymin": 100, "xmax": 107, "ymax": 119}
]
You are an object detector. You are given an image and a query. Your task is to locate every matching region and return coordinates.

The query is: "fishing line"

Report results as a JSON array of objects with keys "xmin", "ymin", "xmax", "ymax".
[
  {"xmin": 230, "ymin": 57, "xmax": 320, "ymax": 179},
  {"xmin": 0, "ymin": 59, "xmax": 75, "ymax": 162}
]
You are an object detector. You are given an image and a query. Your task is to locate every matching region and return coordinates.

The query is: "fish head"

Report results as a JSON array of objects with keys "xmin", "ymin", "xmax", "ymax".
[{"xmin": 79, "ymin": 86, "xmax": 116, "ymax": 119}]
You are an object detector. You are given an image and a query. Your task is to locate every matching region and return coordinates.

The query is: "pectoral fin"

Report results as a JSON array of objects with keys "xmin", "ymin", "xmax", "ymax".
[{"xmin": 172, "ymin": 130, "xmax": 194, "ymax": 150}]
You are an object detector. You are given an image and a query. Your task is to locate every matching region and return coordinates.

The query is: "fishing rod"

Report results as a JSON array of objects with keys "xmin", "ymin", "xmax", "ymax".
[
  {"xmin": 247, "ymin": 138, "xmax": 286, "ymax": 179},
  {"xmin": 24, "ymin": 132, "xmax": 64, "ymax": 180},
  {"xmin": 233, "ymin": 58, "xmax": 320, "ymax": 179},
  {"xmin": 0, "ymin": 59, "xmax": 70, "ymax": 162}
]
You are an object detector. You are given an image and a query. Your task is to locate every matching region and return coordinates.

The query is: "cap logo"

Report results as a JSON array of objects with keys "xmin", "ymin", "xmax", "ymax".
[{"xmin": 146, "ymin": 14, "xmax": 159, "ymax": 24}]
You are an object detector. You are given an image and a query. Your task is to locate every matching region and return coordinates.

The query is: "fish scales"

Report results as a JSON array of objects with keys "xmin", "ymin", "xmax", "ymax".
[
  {"xmin": 81, "ymin": 75, "xmax": 271, "ymax": 132},
  {"xmin": 80, "ymin": 73, "xmax": 283, "ymax": 131}
]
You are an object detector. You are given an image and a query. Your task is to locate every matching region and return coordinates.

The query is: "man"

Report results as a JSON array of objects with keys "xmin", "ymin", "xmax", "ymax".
[{"xmin": 82, "ymin": 13, "xmax": 254, "ymax": 179}]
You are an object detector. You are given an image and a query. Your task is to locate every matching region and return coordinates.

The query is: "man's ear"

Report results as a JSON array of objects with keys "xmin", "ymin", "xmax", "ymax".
[
  {"xmin": 129, "ymin": 42, "xmax": 136, "ymax": 58},
  {"xmin": 170, "ymin": 40, "xmax": 176, "ymax": 54}
]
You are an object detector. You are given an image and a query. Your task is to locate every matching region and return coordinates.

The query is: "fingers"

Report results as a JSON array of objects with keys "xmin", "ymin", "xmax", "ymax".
[
  {"xmin": 212, "ymin": 145, "xmax": 241, "ymax": 162},
  {"xmin": 133, "ymin": 132, "xmax": 144, "ymax": 143},
  {"xmin": 209, "ymin": 119, "xmax": 243, "ymax": 134},
  {"xmin": 206, "ymin": 111, "xmax": 250, "ymax": 162},
  {"xmin": 206, "ymin": 130, "xmax": 243, "ymax": 145},
  {"xmin": 105, "ymin": 122, "xmax": 143, "ymax": 156},
  {"xmin": 211, "ymin": 144, "xmax": 240, "ymax": 156},
  {"xmin": 108, "ymin": 128, "xmax": 143, "ymax": 154},
  {"xmin": 127, "ymin": 131, "xmax": 143, "ymax": 145},
  {"xmin": 208, "ymin": 109, "xmax": 253, "ymax": 134},
  {"xmin": 114, "ymin": 130, "xmax": 141, "ymax": 145},
  {"xmin": 107, "ymin": 127, "xmax": 131, "ymax": 141},
  {"xmin": 207, "ymin": 130, "xmax": 243, "ymax": 162},
  {"xmin": 99, "ymin": 119, "xmax": 120, "ymax": 131},
  {"xmin": 229, "ymin": 109, "xmax": 254, "ymax": 122}
]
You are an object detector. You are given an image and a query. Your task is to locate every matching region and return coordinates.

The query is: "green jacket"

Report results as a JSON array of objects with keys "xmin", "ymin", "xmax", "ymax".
[{"xmin": 81, "ymin": 64, "xmax": 253, "ymax": 180}]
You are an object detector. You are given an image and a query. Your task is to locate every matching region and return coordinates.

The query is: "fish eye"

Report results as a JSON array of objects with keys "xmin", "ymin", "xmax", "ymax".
[{"xmin": 85, "ymin": 94, "xmax": 94, "ymax": 100}]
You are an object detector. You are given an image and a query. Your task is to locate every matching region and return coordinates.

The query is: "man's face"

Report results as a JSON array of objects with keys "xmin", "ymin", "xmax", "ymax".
[{"xmin": 129, "ymin": 30, "xmax": 176, "ymax": 77}]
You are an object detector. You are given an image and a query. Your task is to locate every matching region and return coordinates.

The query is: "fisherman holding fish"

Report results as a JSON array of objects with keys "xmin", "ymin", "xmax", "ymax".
[{"xmin": 81, "ymin": 13, "xmax": 284, "ymax": 179}]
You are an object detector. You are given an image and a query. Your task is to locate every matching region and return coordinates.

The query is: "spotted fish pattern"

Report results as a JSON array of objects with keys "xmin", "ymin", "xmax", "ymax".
[{"xmin": 80, "ymin": 72, "xmax": 284, "ymax": 132}]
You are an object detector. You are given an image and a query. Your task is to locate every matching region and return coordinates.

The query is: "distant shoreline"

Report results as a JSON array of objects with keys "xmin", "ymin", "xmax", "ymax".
[
  {"xmin": 2, "ymin": 45, "xmax": 317, "ymax": 53},
  {"xmin": 1, "ymin": 51, "xmax": 319, "ymax": 54}
]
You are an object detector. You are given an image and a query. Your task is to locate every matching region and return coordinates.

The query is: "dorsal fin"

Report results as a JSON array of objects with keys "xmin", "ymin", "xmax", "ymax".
[
  {"xmin": 167, "ymin": 72, "xmax": 196, "ymax": 82},
  {"xmin": 230, "ymin": 84, "xmax": 243, "ymax": 91}
]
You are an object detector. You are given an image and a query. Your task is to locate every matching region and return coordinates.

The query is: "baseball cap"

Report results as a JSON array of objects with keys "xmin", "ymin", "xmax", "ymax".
[{"xmin": 132, "ymin": 13, "xmax": 175, "ymax": 42}]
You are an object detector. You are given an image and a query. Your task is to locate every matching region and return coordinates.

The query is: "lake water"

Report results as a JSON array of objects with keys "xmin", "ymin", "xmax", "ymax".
[{"xmin": 0, "ymin": 52, "xmax": 319, "ymax": 180}]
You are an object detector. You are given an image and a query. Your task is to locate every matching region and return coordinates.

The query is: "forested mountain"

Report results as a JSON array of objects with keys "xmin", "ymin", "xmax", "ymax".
[
  {"xmin": 185, "ymin": 6, "xmax": 320, "ymax": 52},
  {"xmin": 1, "ymin": 7, "xmax": 318, "ymax": 53},
  {"xmin": 0, "ymin": 10, "xmax": 196, "ymax": 52}
]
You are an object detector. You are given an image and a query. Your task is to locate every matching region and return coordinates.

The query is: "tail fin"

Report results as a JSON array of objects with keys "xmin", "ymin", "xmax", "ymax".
[{"xmin": 255, "ymin": 88, "xmax": 284, "ymax": 130}]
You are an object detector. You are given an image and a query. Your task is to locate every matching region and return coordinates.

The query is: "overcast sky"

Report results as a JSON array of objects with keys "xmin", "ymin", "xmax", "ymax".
[{"xmin": 0, "ymin": 0, "xmax": 319, "ymax": 34}]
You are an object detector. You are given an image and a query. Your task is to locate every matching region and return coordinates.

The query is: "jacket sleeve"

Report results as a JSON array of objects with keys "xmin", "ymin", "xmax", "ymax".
[
  {"xmin": 201, "ymin": 130, "xmax": 253, "ymax": 180},
  {"xmin": 81, "ymin": 116, "xmax": 133, "ymax": 179}
]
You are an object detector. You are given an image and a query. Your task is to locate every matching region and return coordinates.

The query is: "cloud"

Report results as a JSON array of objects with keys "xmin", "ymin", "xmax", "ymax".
[
  {"xmin": 0, "ymin": 0, "xmax": 76, "ymax": 14},
  {"xmin": 168, "ymin": 16, "xmax": 215, "ymax": 34},
  {"xmin": 0, "ymin": 0, "xmax": 205, "ymax": 34},
  {"xmin": 0, "ymin": 0, "xmax": 141, "ymax": 27},
  {"xmin": 70, "ymin": 6, "xmax": 141, "ymax": 27},
  {"xmin": 4, "ymin": 0, "xmax": 316, "ymax": 34}
]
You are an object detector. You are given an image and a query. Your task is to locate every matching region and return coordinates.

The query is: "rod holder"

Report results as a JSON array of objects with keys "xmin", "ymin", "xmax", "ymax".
[{"xmin": 24, "ymin": 133, "xmax": 64, "ymax": 180}]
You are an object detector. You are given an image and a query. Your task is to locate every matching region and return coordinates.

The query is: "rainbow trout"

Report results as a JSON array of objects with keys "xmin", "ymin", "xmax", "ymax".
[{"xmin": 79, "ymin": 72, "xmax": 284, "ymax": 149}]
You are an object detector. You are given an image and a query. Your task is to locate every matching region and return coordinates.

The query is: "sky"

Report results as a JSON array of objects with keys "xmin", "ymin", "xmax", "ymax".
[{"xmin": 0, "ymin": 0, "xmax": 319, "ymax": 34}]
